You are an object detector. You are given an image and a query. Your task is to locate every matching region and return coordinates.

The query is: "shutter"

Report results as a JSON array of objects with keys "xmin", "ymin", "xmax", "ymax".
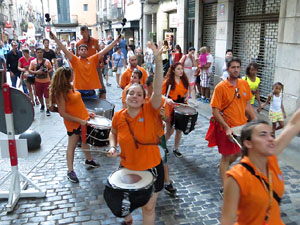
[
  {"xmin": 202, "ymin": 3, "xmax": 217, "ymax": 86},
  {"xmin": 233, "ymin": 0, "xmax": 281, "ymax": 99}
]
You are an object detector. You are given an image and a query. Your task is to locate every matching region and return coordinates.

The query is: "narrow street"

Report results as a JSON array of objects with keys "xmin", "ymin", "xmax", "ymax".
[{"xmin": 0, "ymin": 79, "xmax": 299, "ymax": 225}]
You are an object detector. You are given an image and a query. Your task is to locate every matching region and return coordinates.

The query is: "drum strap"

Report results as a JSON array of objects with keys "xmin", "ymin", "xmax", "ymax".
[{"xmin": 125, "ymin": 118, "xmax": 160, "ymax": 149}]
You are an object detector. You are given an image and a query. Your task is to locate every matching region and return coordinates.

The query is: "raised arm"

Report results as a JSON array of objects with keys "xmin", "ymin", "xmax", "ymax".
[
  {"xmin": 275, "ymin": 107, "xmax": 300, "ymax": 155},
  {"xmin": 50, "ymin": 31, "xmax": 73, "ymax": 61},
  {"xmin": 150, "ymin": 43, "xmax": 163, "ymax": 109},
  {"xmin": 98, "ymin": 37, "xmax": 121, "ymax": 61}
]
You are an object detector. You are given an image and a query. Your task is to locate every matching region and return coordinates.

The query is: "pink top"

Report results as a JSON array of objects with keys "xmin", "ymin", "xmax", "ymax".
[
  {"xmin": 19, "ymin": 56, "xmax": 35, "ymax": 79},
  {"xmin": 199, "ymin": 53, "xmax": 208, "ymax": 67}
]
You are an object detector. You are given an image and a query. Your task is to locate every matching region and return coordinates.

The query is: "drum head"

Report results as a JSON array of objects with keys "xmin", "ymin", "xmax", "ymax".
[
  {"xmin": 0, "ymin": 86, "xmax": 34, "ymax": 134},
  {"xmin": 109, "ymin": 168, "xmax": 154, "ymax": 190},
  {"xmin": 83, "ymin": 99, "xmax": 115, "ymax": 112},
  {"xmin": 88, "ymin": 116, "xmax": 112, "ymax": 128},
  {"xmin": 175, "ymin": 105, "xmax": 197, "ymax": 115}
]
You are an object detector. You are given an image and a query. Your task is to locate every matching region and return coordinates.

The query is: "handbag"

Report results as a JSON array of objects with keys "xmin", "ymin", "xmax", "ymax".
[{"xmin": 26, "ymin": 74, "xmax": 35, "ymax": 84}]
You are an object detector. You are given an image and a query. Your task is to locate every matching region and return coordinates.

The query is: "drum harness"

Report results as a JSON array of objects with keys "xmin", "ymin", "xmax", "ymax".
[{"xmin": 124, "ymin": 118, "xmax": 160, "ymax": 179}]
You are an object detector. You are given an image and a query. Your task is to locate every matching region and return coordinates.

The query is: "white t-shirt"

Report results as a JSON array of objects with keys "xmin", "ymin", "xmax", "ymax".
[{"xmin": 207, "ymin": 54, "xmax": 214, "ymax": 74}]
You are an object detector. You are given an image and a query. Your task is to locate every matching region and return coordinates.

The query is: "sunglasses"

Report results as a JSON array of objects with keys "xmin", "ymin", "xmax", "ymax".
[{"xmin": 235, "ymin": 88, "xmax": 241, "ymax": 99}]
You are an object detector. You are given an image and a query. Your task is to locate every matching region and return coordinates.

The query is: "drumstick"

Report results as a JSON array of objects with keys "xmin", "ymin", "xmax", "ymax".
[
  {"xmin": 163, "ymin": 84, "xmax": 172, "ymax": 107},
  {"xmin": 72, "ymin": 148, "xmax": 110, "ymax": 154},
  {"xmin": 230, "ymin": 134, "xmax": 242, "ymax": 149}
]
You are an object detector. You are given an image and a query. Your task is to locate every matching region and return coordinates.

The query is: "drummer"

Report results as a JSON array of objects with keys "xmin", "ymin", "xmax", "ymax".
[
  {"xmin": 49, "ymin": 31, "xmax": 120, "ymax": 99},
  {"xmin": 162, "ymin": 62, "xmax": 189, "ymax": 158},
  {"xmin": 145, "ymin": 75, "xmax": 177, "ymax": 195},
  {"xmin": 49, "ymin": 67, "xmax": 100, "ymax": 183},
  {"xmin": 121, "ymin": 68, "xmax": 143, "ymax": 108},
  {"xmin": 108, "ymin": 42, "xmax": 164, "ymax": 225},
  {"xmin": 205, "ymin": 57, "xmax": 257, "ymax": 194}
]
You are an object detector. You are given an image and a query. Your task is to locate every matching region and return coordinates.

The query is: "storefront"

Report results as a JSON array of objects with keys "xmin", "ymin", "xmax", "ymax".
[{"xmin": 232, "ymin": 0, "xmax": 281, "ymax": 99}]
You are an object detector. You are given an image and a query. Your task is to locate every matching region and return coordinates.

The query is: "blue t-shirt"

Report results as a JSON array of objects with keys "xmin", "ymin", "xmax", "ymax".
[{"xmin": 112, "ymin": 52, "xmax": 124, "ymax": 67}]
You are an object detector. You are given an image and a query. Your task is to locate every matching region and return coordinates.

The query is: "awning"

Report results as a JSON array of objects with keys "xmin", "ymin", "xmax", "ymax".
[{"xmin": 111, "ymin": 20, "xmax": 139, "ymax": 29}]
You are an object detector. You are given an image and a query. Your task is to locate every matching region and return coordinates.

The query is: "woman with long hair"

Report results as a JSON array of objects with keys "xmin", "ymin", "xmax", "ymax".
[
  {"xmin": 172, "ymin": 44, "xmax": 182, "ymax": 63},
  {"xmin": 163, "ymin": 62, "xmax": 189, "ymax": 157},
  {"xmin": 112, "ymin": 46, "xmax": 127, "ymax": 87},
  {"xmin": 49, "ymin": 67, "xmax": 99, "ymax": 183},
  {"xmin": 107, "ymin": 43, "xmax": 164, "ymax": 225},
  {"xmin": 221, "ymin": 109, "xmax": 300, "ymax": 224}
]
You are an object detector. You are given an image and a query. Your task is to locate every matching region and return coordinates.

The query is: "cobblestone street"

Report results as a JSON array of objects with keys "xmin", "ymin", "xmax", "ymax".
[{"xmin": 0, "ymin": 80, "xmax": 300, "ymax": 225}]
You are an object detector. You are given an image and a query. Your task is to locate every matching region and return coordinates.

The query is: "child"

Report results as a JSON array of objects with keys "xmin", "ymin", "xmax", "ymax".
[
  {"xmin": 122, "ymin": 68, "xmax": 143, "ymax": 108},
  {"xmin": 199, "ymin": 47, "xmax": 209, "ymax": 103},
  {"xmin": 261, "ymin": 82, "xmax": 286, "ymax": 135},
  {"xmin": 49, "ymin": 67, "xmax": 100, "ymax": 183}
]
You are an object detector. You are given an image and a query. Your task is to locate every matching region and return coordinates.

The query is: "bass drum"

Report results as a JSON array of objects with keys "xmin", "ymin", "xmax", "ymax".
[
  {"xmin": 83, "ymin": 98, "xmax": 115, "ymax": 120},
  {"xmin": 174, "ymin": 104, "xmax": 198, "ymax": 135}
]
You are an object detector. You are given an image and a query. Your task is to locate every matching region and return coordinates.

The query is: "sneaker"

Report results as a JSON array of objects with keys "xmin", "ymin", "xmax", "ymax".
[
  {"xmin": 85, "ymin": 159, "xmax": 100, "ymax": 168},
  {"xmin": 204, "ymin": 98, "xmax": 210, "ymax": 104},
  {"xmin": 121, "ymin": 219, "xmax": 133, "ymax": 225},
  {"xmin": 67, "ymin": 171, "xmax": 79, "ymax": 183},
  {"xmin": 40, "ymin": 105, "xmax": 45, "ymax": 112},
  {"xmin": 164, "ymin": 181, "xmax": 177, "ymax": 194},
  {"xmin": 165, "ymin": 147, "xmax": 170, "ymax": 156},
  {"xmin": 46, "ymin": 109, "xmax": 51, "ymax": 116},
  {"xmin": 173, "ymin": 149, "xmax": 183, "ymax": 158},
  {"xmin": 219, "ymin": 188, "xmax": 224, "ymax": 198}
]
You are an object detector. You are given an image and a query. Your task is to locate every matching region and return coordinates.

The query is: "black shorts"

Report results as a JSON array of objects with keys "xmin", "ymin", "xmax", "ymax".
[
  {"xmin": 67, "ymin": 126, "xmax": 81, "ymax": 136},
  {"xmin": 151, "ymin": 160, "xmax": 164, "ymax": 192},
  {"xmin": 196, "ymin": 76, "xmax": 201, "ymax": 84}
]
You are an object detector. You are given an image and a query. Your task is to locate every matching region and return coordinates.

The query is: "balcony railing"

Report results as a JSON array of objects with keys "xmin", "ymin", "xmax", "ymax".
[{"xmin": 52, "ymin": 15, "xmax": 78, "ymax": 27}]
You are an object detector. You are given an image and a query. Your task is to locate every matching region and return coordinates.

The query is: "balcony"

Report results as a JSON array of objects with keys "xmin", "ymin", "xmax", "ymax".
[{"xmin": 52, "ymin": 15, "xmax": 78, "ymax": 27}]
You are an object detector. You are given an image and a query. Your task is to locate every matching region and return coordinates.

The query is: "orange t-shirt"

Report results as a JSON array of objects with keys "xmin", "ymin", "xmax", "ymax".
[
  {"xmin": 76, "ymin": 37, "xmax": 100, "ymax": 57},
  {"xmin": 162, "ymin": 79, "xmax": 188, "ymax": 101},
  {"xmin": 210, "ymin": 79, "xmax": 252, "ymax": 127},
  {"xmin": 70, "ymin": 54, "xmax": 101, "ymax": 90},
  {"xmin": 227, "ymin": 156, "xmax": 284, "ymax": 225},
  {"xmin": 63, "ymin": 90, "xmax": 89, "ymax": 132},
  {"xmin": 120, "ymin": 66, "xmax": 148, "ymax": 89},
  {"xmin": 29, "ymin": 58, "xmax": 52, "ymax": 83},
  {"xmin": 112, "ymin": 101, "xmax": 161, "ymax": 170},
  {"xmin": 122, "ymin": 84, "xmax": 131, "ymax": 103}
]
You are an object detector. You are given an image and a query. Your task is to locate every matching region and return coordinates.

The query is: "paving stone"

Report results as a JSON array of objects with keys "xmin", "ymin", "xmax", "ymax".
[{"xmin": 0, "ymin": 81, "xmax": 299, "ymax": 224}]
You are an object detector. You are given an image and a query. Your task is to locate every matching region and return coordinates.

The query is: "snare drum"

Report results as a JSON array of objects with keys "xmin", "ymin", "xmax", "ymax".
[
  {"xmin": 104, "ymin": 168, "xmax": 155, "ymax": 218},
  {"xmin": 85, "ymin": 116, "xmax": 112, "ymax": 146},
  {"xmin": 174, "ymin": 104, "xmax": 198, "ymax": 135}
]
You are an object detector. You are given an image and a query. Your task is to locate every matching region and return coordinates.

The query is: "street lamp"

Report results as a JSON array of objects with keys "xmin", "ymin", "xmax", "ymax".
[{"xmin": 140, "ymin": 0, "xmax": 146, "ymax": 51}]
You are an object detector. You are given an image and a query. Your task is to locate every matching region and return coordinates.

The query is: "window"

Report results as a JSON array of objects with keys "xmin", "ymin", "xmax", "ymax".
[{"xmin": 83, "ymin": 4, "xmax": 88, "ymax": 11}]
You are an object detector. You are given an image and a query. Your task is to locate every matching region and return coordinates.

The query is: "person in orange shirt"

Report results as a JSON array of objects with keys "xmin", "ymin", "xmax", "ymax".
[
  {"xmin": 49, "ymin": 31, "xmax": 120, "ymax": 99},
  {"xmin": 49, "ymin": 67, "xmax": 99, "ymax": 183},
  {"xmin": 205, "ymin": 57, "xmax": 256, "ymax": 195},
  {"xmin": 29, "ymin": 47, "xmax": 53, "ymax": 116},
  {"xmin": 120, "ymin": 55, "xmax": 148, "ymax": 89},
  {"xmin": 222, "ymin": 113, "xmax": 300, "ymax": 224},
  {"xmin": 122, "ymin": 68, "xmax": 143, "ymax": 108},
  {"xmin": 107, "ymin": 43, "xmax": 164, "ymax": 225},
  {"xmin": 162, "ymin": 62, "xmax": 189, "ymax": 158},
  {"xmin": 76, "ymin": 26, "xmax": 107, "ymax": 99},
  {"xmin": 145, "ymin": 75, "xmax": 177, "ymax": 195}
]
